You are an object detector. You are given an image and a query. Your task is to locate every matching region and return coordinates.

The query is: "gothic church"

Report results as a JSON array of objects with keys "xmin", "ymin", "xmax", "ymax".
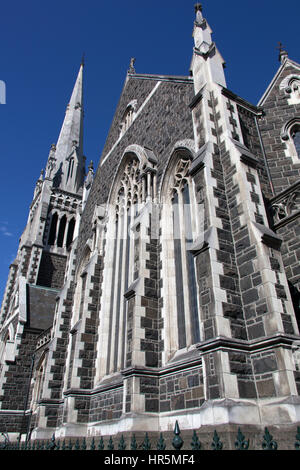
[{"xmin": 1, "ymin": 4, "xmax": 300, "ymax": 448}]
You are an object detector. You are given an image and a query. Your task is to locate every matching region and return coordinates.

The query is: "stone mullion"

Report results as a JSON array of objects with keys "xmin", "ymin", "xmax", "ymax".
[
  {"xmin": 108, "ymin": 209, "xmax": 124, "ymax": 375},
  {"xmin": 116, "ymin": 205, "xmax": 131, "ymax": 372},
  {"xmin": 160, "ymin": 201, "xmax": 179, "ymax": 362},
  {"xmin": 95, "ymin": 214, "xmax": 118, "ymax": 382},
  {"xmin": 62, "ymin": 215, "xmax": 70, "ymax": 248},
  {"xmin": 131, "ymin": 214, "xmax": 149, "ymax": 369},
  {"xmin": 177, "ymin": 189, "xmax": 192, "ymax": 347},
  {"xmin": 53, "ymin": 213, "xmax": 61, "ymax": 247}
]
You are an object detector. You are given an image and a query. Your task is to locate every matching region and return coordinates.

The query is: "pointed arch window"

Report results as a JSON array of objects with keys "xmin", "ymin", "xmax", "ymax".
[
  {"xmin": 281, "ymin": 119, "xmax": 300, "ymax": 161},
  {"xmin": 119, "ymin": 100, "xmax": 137, "ymax": 137},
  {"xmin": 291, "ymin": 125, "xmax": 300, "ymax": 158},
  {"xmin": 103, "ymin": 156, "xmax": 142, "ymax": 375},
  {"xmin": 48, "ymin": 212, "xmax": 58, "ymax": 245},
  {"xmin": 67, "ymin": 157, "xmax": 75, "ymax": 181},
  {"xmin": 66, "ymin": 218, "xmax": 75, "ymax": 248},
  {"xmin": 0, "ymin": 331, "xmax": 9, "ymax": 375},
  {"xmin": 31, "ymin": 354, "xmax": 47, "ymax": 411},
  {"xmin": 161, "ymin": 152, "xmax": 201, "ymax": 357},
  {"xmin": 57, "ymin": 215, "xmax": 67, "ymax": 247}
]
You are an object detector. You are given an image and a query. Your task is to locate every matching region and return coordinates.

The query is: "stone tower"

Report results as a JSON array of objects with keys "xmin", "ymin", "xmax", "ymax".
[
  {"xmin": 0, "ymin": 63, "xmax": 86, "ymax": 437},
  {"xmin": 1, "ymin": 4, "xmax": 300, "ymax": 449}
]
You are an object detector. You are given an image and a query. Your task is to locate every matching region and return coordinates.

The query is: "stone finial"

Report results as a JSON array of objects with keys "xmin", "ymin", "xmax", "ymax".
[
  {"xmin": 88, "ymin": 160, "xmax": 94, "ymax": 171},
  {"xmin": 128, "ymin": 57, "xmax": 136, "ymax": 74},
  {"xmin": 194, "ymin": 3, "xmax": 203, "ymax": 23},
  {"xmin": 277, "ymin": 42, "xmax": 288, "ymax": 63},
  {"xmin": 194, "ymin": 3, "xmax": 202, "ymax": 13}
]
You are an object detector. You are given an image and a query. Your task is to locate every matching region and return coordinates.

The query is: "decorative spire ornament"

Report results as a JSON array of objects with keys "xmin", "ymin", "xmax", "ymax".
[{"xmin": 128, "ymin": 57, "xmax": 136, "ymax": 74}]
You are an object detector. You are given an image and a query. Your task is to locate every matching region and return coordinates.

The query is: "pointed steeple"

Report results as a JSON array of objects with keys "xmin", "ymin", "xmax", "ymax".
[
  {"xmin": 191, "ymin": 3, "xmax": 226, "ymax": 92},
  {"xmin": 51, "ymin": 63, "xmax": 85, "ymax": 194}
]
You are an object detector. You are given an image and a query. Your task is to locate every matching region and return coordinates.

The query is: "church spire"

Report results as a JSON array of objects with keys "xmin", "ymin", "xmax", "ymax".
[
  {"xmin": 50, "ymin": 62, "xmax": 85, "ymax": 194},
  {"xmin": 191, "ymin": 3, "xmax": 226, "ymax": 92}
]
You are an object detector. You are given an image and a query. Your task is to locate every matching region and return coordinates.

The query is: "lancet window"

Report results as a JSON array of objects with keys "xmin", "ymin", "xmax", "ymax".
[
  {"xmin": 31, "ymin": 354, "xmax": 46, "ymax": 411},
  {"xmin": 119, "ymin": 101, "xmax": 137, "ymax": 137},
  {"xmin": 47, "ymin": 212, "xmax": 75, "ymax": 248},
  {"xmin": 282, "ymin": 119, "xmax": 300, "ymax": 161},
  {"xmin": 105, "ymin": 157, "xmax": 142, "ymax": 374},
  {"xmin": 291, "ymin": 125, "xmax": 300, "ymax": 159},
  {"xmin": 161, "ymin": 152, "xmax": 201, "ymax": 358}
]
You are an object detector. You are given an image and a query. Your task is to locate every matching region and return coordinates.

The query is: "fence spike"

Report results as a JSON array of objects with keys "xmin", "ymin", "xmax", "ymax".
[
  {"xmin": 172, "ymin": 421, "xmax": 183, "ymax": 450},
  {"xmin": 49, "ymin": 433, "xmax": 56, "ymax": 450},
  {"xmin": 157, "ymin": 433, "xmax": 166, "ymax": 450},
  {"xmin": 211, "ymin": 430, "xmax": 223, "ymax": 450},
  {"xmin": 118, "ymin": 435, "xmax": 126, "ymax": 450},
  {"xmin": 235, "ymin": 428, "xmax": 249, "ymax": 450},
  {"xmin": 191, "ymin": 430, "xmax": 201, "ymax": 450},
  {"xmin": 81, "ymin": 437, "xmax": 87, "ymax": 450},
  {"xmin": 130, "ymin": 434, "xmax": 137, "ymax": 450},
  {"xmin": 98, "ymin": 436, "xmax": 104, "ymax": 450},
  {"xmin": 142, "ymin": 433, "xmax": 151, "ymax": 450},
  {"xmin": 262, "ymin": 428, "xmax": 277, "ymax": 450},
  {"xmin": 108, "ymin": 436, "xmax": 114, "ymax": 450},
  {"xmin": 74, "ymin": 439, "xmax": 80, "ymax": 450}
]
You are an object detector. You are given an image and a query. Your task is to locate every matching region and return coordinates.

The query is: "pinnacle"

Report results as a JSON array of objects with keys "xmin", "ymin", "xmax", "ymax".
[{"xmin": 194, "ymin": 3, "xmax": 202, "ymax": 13}]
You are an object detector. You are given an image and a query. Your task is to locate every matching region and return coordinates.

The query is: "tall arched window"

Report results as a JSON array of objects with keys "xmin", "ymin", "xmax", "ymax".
[
  {"xmin": 48, "ymin": 212, "xmax": 58, "ymax": 245},
  {"xmin": 57, "ymin": 215, "xmax": 67, "ymax": 247},
  {"xmin": 31, "ymin": 354, "xmax": 47, "ymax": 411},
  {"xmin": 291, "ymin": 125, "xmax": 300, "ymax": 158},
  {"xmin": 66, "ymin": 218, "xmax": 75, "ymax": 248},
  {"xmin": 119, "ymin": 100, "xmax": 137, "ymax": 137},
  {"xmin": 161, "ymin": 151, "xmax": 201, "ymax": 358},
  {"xmin": 0, "ymin": 331, "xmax": 9, "ymax": 376},
  {"xmin": 281, "ymin": 119, "xmax": 300, "ymax": 162},
  {"xmin": 105, "ymin": 157, "xmax": 141, "ymax": 374},
  {"xmin": 67, "ymin": 157, "xmax": 75, "ymax": 181}
]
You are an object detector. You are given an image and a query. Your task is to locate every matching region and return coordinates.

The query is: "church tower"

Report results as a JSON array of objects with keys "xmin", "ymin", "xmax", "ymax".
[{"xmin": 0, "ymin": 63, "xmax": 86, "ymax": 436}]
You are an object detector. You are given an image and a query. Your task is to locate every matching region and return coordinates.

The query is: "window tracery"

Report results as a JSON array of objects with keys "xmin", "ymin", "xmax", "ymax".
[
  {"xmin": 280, "ymin": 74, "xmax": 300, "ymax": 104},
  {"xmin": 161, "ymin": 152, "xmax": 201, "ymax": 357},
  {"xmin": 281, "ymin": 119, "xmax": 300, "ymax": 162}
]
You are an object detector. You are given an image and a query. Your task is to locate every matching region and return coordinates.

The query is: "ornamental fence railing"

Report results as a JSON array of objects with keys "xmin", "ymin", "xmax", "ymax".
[{"xmin": 1, "ymin": 422, "xmax": 300, "ymax": 451}]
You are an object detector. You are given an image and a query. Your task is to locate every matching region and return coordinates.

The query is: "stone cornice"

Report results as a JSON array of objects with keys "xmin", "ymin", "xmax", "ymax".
[
  {"xmin": 196, "ymin": 333, "xmax": 300, "ymax": 355},
  {"xmin": 127, "ymin": 73, "xmax": 193, "ymax": 85}
]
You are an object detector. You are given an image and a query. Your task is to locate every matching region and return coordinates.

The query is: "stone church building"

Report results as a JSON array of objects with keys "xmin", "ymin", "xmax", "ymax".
[{"xmin": 1, "ymin": 4, "xmax": 300, "ymax": 448}]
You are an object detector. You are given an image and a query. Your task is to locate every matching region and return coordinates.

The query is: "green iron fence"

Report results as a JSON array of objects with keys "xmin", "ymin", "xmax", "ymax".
[{"xmin": 1, "ymin": 422, "xmax": 300, "ymax": 450}]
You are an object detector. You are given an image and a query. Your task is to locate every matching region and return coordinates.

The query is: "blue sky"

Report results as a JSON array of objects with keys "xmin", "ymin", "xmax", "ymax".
[{"xmin": 0, "ymin": 0, "xmax": 299, "ymax": 301}]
